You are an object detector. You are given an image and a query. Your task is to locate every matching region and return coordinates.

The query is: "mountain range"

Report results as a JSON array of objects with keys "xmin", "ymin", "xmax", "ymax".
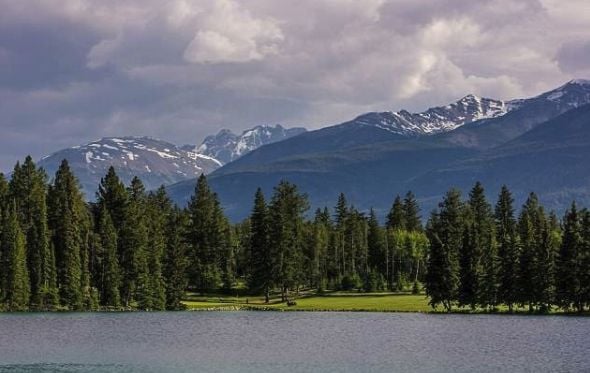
[
  {"xmin": 38, "ymin": 125, "xmax": 304, "ymax": 197},
  {"xmin": 37, "ymin": 79, "xmax": 590, "ymax": 220},
  {"xmin": 166, "ymin": 79, "xmax": 590, "ymax": 221}
]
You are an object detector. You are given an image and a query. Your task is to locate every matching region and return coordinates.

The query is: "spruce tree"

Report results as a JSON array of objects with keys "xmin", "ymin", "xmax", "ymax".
[
  {"xmin": 367, "ymin": 208, "xmax": 386, "ymax": 289},
  {"xmin": 163, "ymin": 208, "xmax": 189, "ymax": 310},
  {"xmin": 145, "ymin": 187, "xmax": 169, "ymax": 310},
  {"xmin": 2, "ymin": 202, "xmax": 30, "ymax": 311},
  {"xmin": 556, "ymin": 203, "xmax": 582, "ymax": 311},
  {"xmin": 48, "ymin": 160, "xmax": 86, "ymax": 310},
  {"xmin": 119, "ymin": 177, "xmax": 151, "ymax": 309},
  {"xmin": 458, "ymin": 224, "xmax": 478, "ymax": 309},
  {"xmin": 97, "ymin": 206, "xmax": 121, "ymax": 308},
  {"xmin": 403, "ymin": 191, "xmax": 422, "ymax": 232},
  {"xmin": 187, "ymin": 174, "xmax": 221, "ymax": 292},
  {"xmin": 425, "ymin": 189, "xmax": 464, "ymax": 310},
  {"xmin": 467, "ymin": 182, "xmax": 497, "ymax": 309},
  {"xmin": 8, "ymin": 157, "xmax": 57, "ymax": 309},
  {"xmin": 248, "ymin": 188, "xmax": 273, "ymax": 302},
  {"xmin": 495, "ymin": 185, "xmax": 519, "ymax": 312},
  {"xmin": 386, "ymin": 196, "xmax": 405, "ymax": 230},
  {"xmin": 268, "ymin": 181, "xmax": 309, "ymax": 301}
]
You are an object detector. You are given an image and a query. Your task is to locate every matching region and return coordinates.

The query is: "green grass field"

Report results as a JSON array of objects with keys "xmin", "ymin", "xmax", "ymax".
[{"xmin": 182, "ymin": 292, "xmax": 432, "ymax": 312}]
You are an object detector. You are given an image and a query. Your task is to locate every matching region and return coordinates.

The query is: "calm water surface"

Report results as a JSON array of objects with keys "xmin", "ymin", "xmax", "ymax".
[{"xmin": 0, "ymin": 312, "xmax": 588, "ymax": 372}]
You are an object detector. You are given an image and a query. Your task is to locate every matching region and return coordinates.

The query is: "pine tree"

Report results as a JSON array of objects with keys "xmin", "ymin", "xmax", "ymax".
[
  {"xmin": 145, "ymin": 187, "xmax": 169, "ymax": 310},
  {"xmin": 579, "ymin": 210, "xmax": 590, "ymax": 311},
  {"xmin": 467, "ymin": 182, "xmax": 497, "ymax": 309},
  {"xmin": 97, "ymin": 205, "xmax": 120, "ymax": 308},
  {"xmin": 248, "ymin": 188, "xmax": 273, "ymax": 302},
  {"xmin": 425, "ymin": 189, "xmax": 464, "ymax": 310},
  {"xmin": 387, "ymin": 196, "xmax": 405, "ymax": 230},
  {"xmin": 8, "ymin": 157, "xmax": 57, "ymax": 309},
  {"xmin": 187, "ymin": 174, "xmax": 222, "ymax": 292},
  {"xmin": 458, "ymin": 224, "xmax": 478, "ymax": 309},
  {"xmin": 495, "ymin": 185, "xmax": 519, "ymax": 312},
  {"xmin": 367, "ymin": 208, "xmax": 386, "ymax": 288},
  {"xmin": 97, "ymin": 166, "xmax": 128, "ymax": 230},
  {"xmin": 556, "ymin": 203, "xmax": 582, "ymax": 311},
  {"xmin": 403, "ymin": 191, "xmax": 422, "ymax": 232},
  {"xmin": 119, "ymin": 177, "xmax": 151, "ymax": 309},
  {"xmin": 48, "ymin": 160, "xmax": 86, "ymax": 310},
  {"xmin": 268, "ymin": 181, "xmax": 309, "ymax": 301},
  {"xmin": 163, "ymin": 208, "xmax": 189, "ymax": 310},
  {"xmin": 425, "ymin": 213, "xmax": 455, "ymax": 311},
  {"xmin": 2, "ymin": 202, "xmax": 30, "ymax": 311}
]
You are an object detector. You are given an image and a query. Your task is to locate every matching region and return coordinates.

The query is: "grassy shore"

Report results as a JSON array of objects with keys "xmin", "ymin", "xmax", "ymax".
[
  {"xmin": 181, "ymin": 291, "xmax": 590, "ymax": 314},
  {"xmin": 183, "ymin": 292, "xmax": 433, "ymax": 312}
]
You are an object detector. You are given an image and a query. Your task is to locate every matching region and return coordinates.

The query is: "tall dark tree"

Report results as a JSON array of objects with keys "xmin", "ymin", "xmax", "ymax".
[
  {"xmin": 425, "ymin": 189, "xmax": 464, "ymax": 311},
  {"xmin": 97, "ymin": 206, "xmax": 121, "ymax": 307},
  {"xmin": 163, "ymin": 208, "xmax": 189, "ymax": 310},
  {"xmin": 387, "ymin": 195, "xmax": 405, "ymax": 230},
  {"xmin": 556, "ymin": 203, "xmax": 582, "ymax": 311},
  {"xmin": 145, "ymin": 187, "xmax": 169, "ymax": 310},
  {"xmin": 187, "ymin": 174, "xmax": 223, "ymax": 291},
  {"xmin": 367, "ymin": 208, "xmax": 386, "ymax": 289},
  {"xmin": 495, "ymin": 186, "xmax": 519, "ymax": 312},
  {"xmin": 119, "ymin": 177, "xmax": 150, "ymax": 308},
  {"xmin": 468, "ymin": 182, "xmax": 497, "ymax": 309},
  {"xmin": 8, "ymin": 157, "xmax": 58, "ymax": 309},
  {"xmin": 2, "ymin": 202, "xmax": 30, "ymax": 311},
  {"xmin": 458, "ymin": 224, "xmax": 478, "ymax": 309},
  {"xmin": 403, "ymin": 191, "xmax": 422, "ymax": 232},
  {"xmin": 268, "ymin": 181, "xmax": 309, "ymax": 301},
  {"xmin": 248, "ymin": 188, "xmax": 273, "ymax": 302},
  {"xmin": 48, "ymin": 160, "xmax": 87, "ymax": 310}
]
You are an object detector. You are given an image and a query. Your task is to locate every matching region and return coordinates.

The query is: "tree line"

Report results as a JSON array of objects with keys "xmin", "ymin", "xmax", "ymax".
[{"xmin": 0, "ymin": 157, "xmax": 588, "ymax": 313}]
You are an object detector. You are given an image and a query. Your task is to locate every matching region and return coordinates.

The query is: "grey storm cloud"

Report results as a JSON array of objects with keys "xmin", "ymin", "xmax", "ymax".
[{"xmin": 0, "ymin": 0, "xmax": 589, "ymax": 171}]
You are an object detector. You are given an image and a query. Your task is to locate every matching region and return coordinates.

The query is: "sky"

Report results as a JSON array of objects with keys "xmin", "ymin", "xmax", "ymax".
[{"xmin": 1, "ymin": 0, "xmax": 590, "ymax": 171}]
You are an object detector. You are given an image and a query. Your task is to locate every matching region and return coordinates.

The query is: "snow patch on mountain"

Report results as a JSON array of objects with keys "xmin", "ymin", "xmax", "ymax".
[
  {"xmin": 352, "ymin": 94, "xmax": 510, "ymax": 136},
  {"xmin": 196, "ymin": 124, "xmax": 306, "ymax": 164}
]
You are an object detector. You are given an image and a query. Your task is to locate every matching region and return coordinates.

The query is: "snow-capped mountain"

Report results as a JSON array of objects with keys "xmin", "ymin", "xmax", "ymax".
[
  {"xmin": 351, "ymin": 94, "xmax": 510, "ymax": 136},
  {"xmin": 196, "ymin": 124, "xmax": 306, "ymax": 164},
  {"xmin": 38, "ymin": 137, "xmax": 222, "ymax": 198},
  {"xmin": 508, "ymin": 79, "xmax": 590, "ymax": 111}
]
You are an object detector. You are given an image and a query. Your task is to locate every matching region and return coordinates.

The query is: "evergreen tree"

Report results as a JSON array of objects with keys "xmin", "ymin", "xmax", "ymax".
[
  {"xmin": 467, "ymin": 182, "xmax": 497, "ymax": 309},
  {"xmin": 8, "ymin": 157, "xmax": 57, "ymax": 309},
  {"xmin": 187, "ymin": 174, "xmax": 223, "ymax": 292},
  {"xmin": 367, "ymin": 208, "xmax": 386, "ymax": 288},
  {"xmin": 495, "ymin": 185, "xmax": 519, "ymax": 312},
  {"xmin": 163, "ymin": 208, "xmax": 189, "ymax": 310},
  {"xmin": 403, "ymin": 191, "xmax": 422, "ymax": 232},
  {"xmin": 97, "ymin": 206, "xmax": 121, "ymax": 307},
  {"xmin": 145, "ymin": 187, "xmax": 169, "ymax": 310},
  {"xmin": 2, "ymin": 202, "xmax": 30, "ymax": 311},
  {"xmin": 268, "ymin": 181, "xmax": 309, "ymax": 301},
  {"xmin": 425, "ymin": 189, "xmax": 464, "ymax": 310},
  {"xmin": 119, "ymin": 177, "xmax": 151, "ymax": 308},
  {"xmin": 556, "ymin": 203, "xmax": 582, "ymax": 311},
  {"xmin": 48, "ymin": 160, "xmax": 86, "ymax": 310},
  {"xmin": 458, "ymin": 224, "xmax": 478, "ymax": 309},
  {"xmin": 97, "ymin": 166, "xmax": 128, "ymax": 230},
  {"xmin": 386, "ymin": 196, "xmax": 405, "ymax": 230},
  {"xmin": 248, "ymin": 188, "xmax": 273, "ymax": 302}
]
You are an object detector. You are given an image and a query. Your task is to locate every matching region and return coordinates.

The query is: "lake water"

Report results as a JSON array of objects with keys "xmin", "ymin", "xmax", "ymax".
[{"xmin": 0, "ymin": 312, "xmax": 588, "ymax": 372}]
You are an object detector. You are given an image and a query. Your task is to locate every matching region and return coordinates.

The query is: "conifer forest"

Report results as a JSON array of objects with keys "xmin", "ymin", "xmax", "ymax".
[{"xmin": 0, "ymin": 156, "xmax": 589, "ymax": 313}]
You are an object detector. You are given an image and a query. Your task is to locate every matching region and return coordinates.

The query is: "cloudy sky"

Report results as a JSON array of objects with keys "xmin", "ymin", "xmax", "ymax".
[{"xmin": 1, "ymin": 0, "xmax": 589, "ymax": 171}]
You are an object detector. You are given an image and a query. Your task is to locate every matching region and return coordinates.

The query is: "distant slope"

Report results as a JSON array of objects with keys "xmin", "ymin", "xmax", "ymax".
[
  {"xmin": 410, "ymin": 103, "xmax": 590, "ymax": 212},
  {"xmin": 39, "ymin": 137, "xmax": 222, "ymax": 198}
]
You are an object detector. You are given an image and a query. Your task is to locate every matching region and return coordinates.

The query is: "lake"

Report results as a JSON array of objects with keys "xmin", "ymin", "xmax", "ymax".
[{"xmin": 0, "ymin": 312, "xmax": 588, "ymax": 372}]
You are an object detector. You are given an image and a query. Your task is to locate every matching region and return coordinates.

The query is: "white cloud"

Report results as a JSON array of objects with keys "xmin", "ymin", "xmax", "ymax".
[{"xmin": 183, "ymin": 0, "xmax": 283, "ymax": 63}]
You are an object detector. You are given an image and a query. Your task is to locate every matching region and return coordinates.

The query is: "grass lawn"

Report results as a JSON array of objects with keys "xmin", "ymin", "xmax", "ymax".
[{"xmin": 182, "ymin": 291, "xmax": 432, "ymax": 312}]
